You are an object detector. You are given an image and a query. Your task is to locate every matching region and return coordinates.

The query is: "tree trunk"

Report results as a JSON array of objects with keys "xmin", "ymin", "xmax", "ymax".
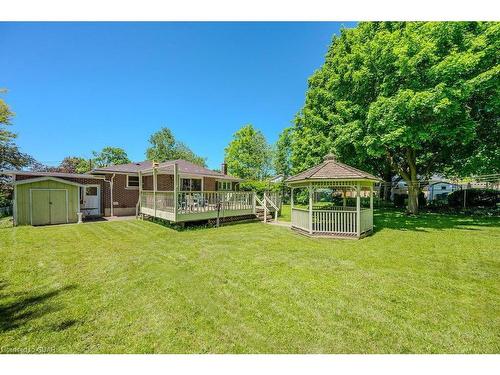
[
  {"xmin": 407, "ymin": 182, "xmax": 419, "ymax": 215},
  {"xmin": 381, "ymin": 167, "xmax": 393, "ymax": 201}
]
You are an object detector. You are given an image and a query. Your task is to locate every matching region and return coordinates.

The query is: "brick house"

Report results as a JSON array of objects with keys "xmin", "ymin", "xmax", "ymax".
[{"xmin": 5, "ymin": 159, "xmax": 247, "ymax": 226}]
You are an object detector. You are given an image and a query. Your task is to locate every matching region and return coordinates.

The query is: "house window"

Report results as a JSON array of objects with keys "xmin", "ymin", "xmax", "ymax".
[
  {"xmin": 127, "ymin": 175, "xmax": 140, "ymax": 189},
  {"xmin": 441, "ymin": 185, "xmax": 447, "ymax": 190},
  {"xmin": 217, "ymin": 181, "xmax": 232, "ymax": 191},
  {"xmin": 180, "ymin": 178, "xmax": 202, "ymax": 191},
  {"xmin": 86, "ymin": 186, "xmax": 98, "ymax": 196}
]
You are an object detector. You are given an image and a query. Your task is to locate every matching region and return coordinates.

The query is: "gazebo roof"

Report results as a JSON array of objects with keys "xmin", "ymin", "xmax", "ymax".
[{"xmin": 286, "ymin": 154, "xmax": 380, "ymax": 183}]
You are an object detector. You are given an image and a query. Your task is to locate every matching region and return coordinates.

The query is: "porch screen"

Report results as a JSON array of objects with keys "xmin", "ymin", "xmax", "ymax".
[{"xmin": 180, "ymin": 178, "xmax": 202, "ymax": 191}]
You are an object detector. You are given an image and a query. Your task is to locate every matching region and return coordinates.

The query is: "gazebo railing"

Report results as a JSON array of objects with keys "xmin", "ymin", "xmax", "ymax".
[
  {"xmin": 291, "ymin": 207, "xmax": 310, "ymax": 231},
  {"xmin": 291, "ymin": 206, "xmax": 374, "ymax": 236},
  {"xmin": 312, "ymin": 209, "xmax": 357, "ymax": 234},
  {"xmin": 360, "ymin": 207, "xmax": 373, "ymax": 233}
]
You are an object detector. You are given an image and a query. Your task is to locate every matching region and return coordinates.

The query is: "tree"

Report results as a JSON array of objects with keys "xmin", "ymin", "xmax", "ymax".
[
  {"xmin": 59, "ymin": 156, "xmax": 91, "ymax": 174},
  {"xmin": 273, "ymin": 127, "xmax": 293, "ymax": 178},
  {"xmin": 145, "ymin": 127, "xmax": 206, "ymax": 167},
  {"xmin": 92, "ymin": 146, "xmax": 130, "ymax": 168},
  {"xmin": 0, "ymin": 90, "xmax": 34, "ymax": 204},
  {"xmin": 292, "ymin": 22, "xmax": 500, "ymax": 214},
  {"xmin": 224, "ymin": 124, "xmax": 271, "ymax": 180}
]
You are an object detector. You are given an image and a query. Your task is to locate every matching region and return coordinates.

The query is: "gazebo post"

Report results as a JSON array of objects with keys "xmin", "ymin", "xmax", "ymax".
[
  {"xmin": 370, "ymin": 183, "xmax": 373, "ymax": 211},
  {"xmin": 356, "ymin": 182, "xmax": 361, "ymax": 238},
  {"xmin": 342, "ymin": 188, "xmax": 347, "ymax": 207},
  {"xmin": 308, "ymin": 183, "xmax": 313, "ymax": 234},
  {"xmin": 290, "ymin": 187, "xmax": 294, "ymax": 210}
]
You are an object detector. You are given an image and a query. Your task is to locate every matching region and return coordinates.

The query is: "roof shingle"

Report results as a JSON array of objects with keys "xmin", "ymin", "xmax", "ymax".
[
  {"xmin": 92, "ymin": 159, "xmax": 240, "ymax": 180},
  {"xmin": 286, "ymin": 155, "xmax": 380, "ymax": 182}
]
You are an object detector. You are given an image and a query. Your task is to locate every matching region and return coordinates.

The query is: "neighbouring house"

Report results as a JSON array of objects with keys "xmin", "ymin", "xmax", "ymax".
[
  {"xmin": 4, "ymin": 159, "xmax": 263, "ymax": 226},
  {"xmin": 424, "ymin": 180, "xmax": 460, "ymax": 201},
  {"xmin": 268, "ymin": 174, "xmax": 284, "ymax": 184}
]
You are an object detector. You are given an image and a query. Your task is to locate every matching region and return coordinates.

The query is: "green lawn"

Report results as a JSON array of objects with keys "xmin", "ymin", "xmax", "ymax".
[{"xmin": 1, "ymin": 211, "xmax": 499, "ymax": 353}]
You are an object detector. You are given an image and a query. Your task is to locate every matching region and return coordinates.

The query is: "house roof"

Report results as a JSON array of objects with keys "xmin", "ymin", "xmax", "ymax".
[
  {"xmin": 2, "ymin": 170, "xmax": 104, "ymax": 179},
  {"xmin": 92, "ymin": 159, "xmax": 240, "ymax": 181},
  {"xmin": 286, "ymin": 154, "xmax": 381, "ymax": 183}
]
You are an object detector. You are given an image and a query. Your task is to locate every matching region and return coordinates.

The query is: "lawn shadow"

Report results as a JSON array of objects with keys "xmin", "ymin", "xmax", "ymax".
[
  {"xmin": 373, "ymin": 209, "xmax": 500, "ymax": 233},
  {"xmin": 0, "ymin": 281, "xmax": 77, "ymax": 332}
]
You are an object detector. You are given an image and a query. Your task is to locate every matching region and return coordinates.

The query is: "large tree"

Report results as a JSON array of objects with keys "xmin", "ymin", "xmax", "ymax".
[
  {"xmin": 145, "ymin": 127, "xmax": 206, "ymax": 167},
  {"xmin": 292, "ymin": 22, "xmax": 499, "ymax": 214},
  {"xmin": 273, "ymin": 127, "xmax": 293, "ymax": 178},
  {"xmin": 59, "ymin": 156, "xmax": 91, "ymax": 173},
  {"xmin": 0, "ymin": 90, "xmax": 33, "ymax": 204},
  {"xmin": 225, "ymin": 124, "xmax": 271, "ymax": 180},
  {"xmin": 92, "ymin": 146, "xmax": 130, "ymax": 168}
]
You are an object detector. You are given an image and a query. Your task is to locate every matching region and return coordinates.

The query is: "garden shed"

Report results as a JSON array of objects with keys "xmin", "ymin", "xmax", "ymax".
[
  {"xmin": 13, "ymin": 177, "xmax": 83, "ymax": 226},
  {"xmin": 286, "ymin": 154, "xmax": 380, "ymax": 239}
]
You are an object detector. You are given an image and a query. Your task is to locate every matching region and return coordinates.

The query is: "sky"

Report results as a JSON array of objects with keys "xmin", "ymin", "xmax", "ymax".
[{"xmin": 0, "ymin": 22, "xmax": 355, "ymax": 170}]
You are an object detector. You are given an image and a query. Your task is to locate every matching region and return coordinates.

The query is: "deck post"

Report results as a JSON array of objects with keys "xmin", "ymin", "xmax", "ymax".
[
  {"xmin": 153, "ymin": 165, "xmax": 157, "ymax": 218},
  {"xmin": 308, "ymin": 183, "xmax": 313, "ymax": 234},
  {"xmin": 138, "ymin": 170, "xmax": 142, "ymax": 219},
  {"xmin": 263, "ymin": 192, "xmax": 267, "ymax": 223},
  {"xmin": 252, "ymin": 192, "xmax": 256, "ymax": 214},
  {"xmin": 173, "ymin": 162, "xmax": 178, "ymax": 222},
  {"xmin": 356, "ymin": 182, "xmax": 361, "ymax": 237}
]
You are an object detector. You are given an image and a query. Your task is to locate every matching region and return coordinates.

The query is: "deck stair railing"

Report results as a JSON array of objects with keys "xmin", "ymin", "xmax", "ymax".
[
  {"xmin": 264, "ymin": 193, "xmax": 279, "ymax": 221},
  {"xmin": 255, "ymin": 192, "xmax": 280, "ymax": 223}
]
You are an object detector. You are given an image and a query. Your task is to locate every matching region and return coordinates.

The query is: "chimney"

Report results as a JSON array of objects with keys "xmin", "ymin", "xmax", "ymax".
[{"xmin": 221, "ymin": 162, "xmax": 227, "ymax": 175}]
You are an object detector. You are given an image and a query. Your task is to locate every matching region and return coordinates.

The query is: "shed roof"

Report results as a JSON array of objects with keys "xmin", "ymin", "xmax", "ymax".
[
  {"xmin": 13, "ymin": 176, "xmax": 86, "ymax": 187},
  {"xmin": 286, "ymin": 154, "xmax": 380, "ymax": 183},
  {"xmin": 2, "ymin": 170, "xmax": 104, "ymax": 179}
]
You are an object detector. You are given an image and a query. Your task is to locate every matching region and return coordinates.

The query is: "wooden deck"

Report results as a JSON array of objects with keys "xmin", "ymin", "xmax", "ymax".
[{"xmin": 139, "ymin": 191, "xmax": 262, "ymax": 223}]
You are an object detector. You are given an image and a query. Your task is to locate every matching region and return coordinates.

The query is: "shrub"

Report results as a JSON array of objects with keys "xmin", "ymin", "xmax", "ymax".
[
  {"xmin": 447, "ymin": 189, "xmax": 500, "ymax": 208},
  {"xmin": 393, "ymin": 193, "xmax": 426, "ymax": 208}
]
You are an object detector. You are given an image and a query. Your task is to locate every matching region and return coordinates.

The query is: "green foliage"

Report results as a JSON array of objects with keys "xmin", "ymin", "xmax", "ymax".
[
  {"xmin": 447, "ymin": 188, "xmax": 500, "ymax": 208},
  {"xmin": 292, "ymin": 22, "xmax": 500, "ymax": 214},
  {"xmin": 393, "ymin": 192, "xmax": 426, "ymax": 208},
  {"xmin": 92, "ymin": 146, "xmax": 130, "ymax": 168},
  {"xmin": 146, "ymin": 127, "xmax": 206, "ymax": 167},
  {"xmin": 273, "ymin": 127, "xmax": 293, "ymax": 178},
  {"xmin": 224, "ymin": 124, "xmax": 272, "ymax": 180},
  {"xmin": 0, "ymin": 91, "xmax": 33, "ymax": 172},
  {"xmin": 239, "ymin": 179, "xmax": 281, "ymax": 195},
  {"xmin": 0, "ymin": 90, "xmax": 34, "ymax": 208},
  {"xmin": 58, "ymin": 156, "xmax": 91, "ymax": 174}
]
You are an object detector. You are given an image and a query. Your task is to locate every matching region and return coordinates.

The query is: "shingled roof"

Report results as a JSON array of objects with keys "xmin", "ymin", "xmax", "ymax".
[
  {"xmin": 286, "ymin": 154, "xmax": 380, "ymax": 182},
  {"xmin": 92, "ymin": 159, "xmax": 240, "ymax": 180}
]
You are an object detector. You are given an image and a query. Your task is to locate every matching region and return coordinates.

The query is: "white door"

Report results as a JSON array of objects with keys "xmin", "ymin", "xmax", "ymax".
[{"xmin": 82, "ymin": 185, "xmax": 100, "ymax": 216}]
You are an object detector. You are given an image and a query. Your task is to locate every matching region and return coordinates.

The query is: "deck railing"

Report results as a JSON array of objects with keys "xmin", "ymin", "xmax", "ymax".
[
  {"xmin": 140, "ymin": 190, "xmax": 254, "ymax": 216},
  {"xmin": 177, "ymin": 191, "xmax": 253, "ymax": 214}
]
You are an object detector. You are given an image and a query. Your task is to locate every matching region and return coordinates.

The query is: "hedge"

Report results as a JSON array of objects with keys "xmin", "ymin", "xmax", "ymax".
[{"xmin": 447, "ymin": 188, "xmax": 500, "ymax": 208}]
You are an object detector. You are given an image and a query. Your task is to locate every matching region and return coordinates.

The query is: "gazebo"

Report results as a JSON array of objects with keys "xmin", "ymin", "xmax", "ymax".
[{"xmin": 286, "ymin": 154, "xmax": 380, "ymax": 239}]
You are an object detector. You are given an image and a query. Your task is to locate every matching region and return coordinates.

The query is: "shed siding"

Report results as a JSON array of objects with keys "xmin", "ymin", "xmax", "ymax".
[{"xmin": 15, "ymin": 180, "xmax": 80, "ymax": 225}]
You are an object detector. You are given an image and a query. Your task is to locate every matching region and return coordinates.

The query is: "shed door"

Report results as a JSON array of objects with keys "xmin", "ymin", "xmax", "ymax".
[
  {"xmin": 49, "ymin": 190, "xmax": 68, "ymax": 224},
  {"xmin": 31, "ymin": 189, "xmax": 68, "ymax": 225},
  {"xmin": 31, "ymin": 190, "xmax": 51, "ymax": 225}
]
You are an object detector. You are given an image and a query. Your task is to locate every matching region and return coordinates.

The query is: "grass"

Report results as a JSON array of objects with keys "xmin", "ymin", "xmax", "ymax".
[
  {"xmin": 0, "ymin": 210, "xmax": 499, "ymax": 353},
  {"xmin": 278, "ymin": 204, "xmax": 291, "ymax": 222}
]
